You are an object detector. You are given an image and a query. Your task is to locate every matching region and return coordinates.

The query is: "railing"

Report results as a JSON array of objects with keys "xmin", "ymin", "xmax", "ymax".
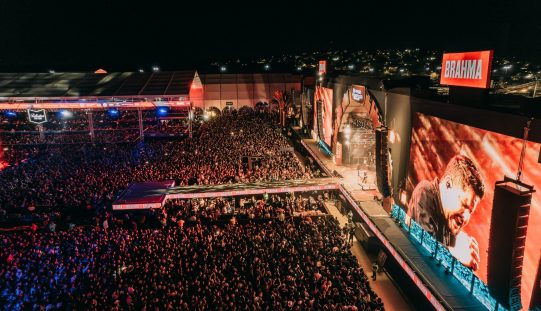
[
  {"xmin": 391, "ymin": 204, "xmax": 503, "ymax": 311},
  {"xmin": 338, "ymin": 185, "xmax": 448, "ymax": 311},
  {"xmin": 300, "ymin": 140, "xmax": 333, "ymax": 177}
]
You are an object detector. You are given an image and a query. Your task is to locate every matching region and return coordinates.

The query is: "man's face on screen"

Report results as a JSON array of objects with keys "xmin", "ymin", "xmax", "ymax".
[{"xmin": 440, "ymin": 180, "xmax": 480, "ymax": 235}]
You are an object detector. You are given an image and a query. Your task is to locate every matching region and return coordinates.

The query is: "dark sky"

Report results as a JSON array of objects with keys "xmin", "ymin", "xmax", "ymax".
[{"xmin": 0, "ymin": 0, "xmax": 539, "ymax": 71}]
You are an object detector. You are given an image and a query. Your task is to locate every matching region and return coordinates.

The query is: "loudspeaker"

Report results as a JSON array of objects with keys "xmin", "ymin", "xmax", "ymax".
[
  {"xmin": 316, "ymin": 100, "xmax": 324, "ymax": 141},
  {"xmin": 488, "ymin": 177, "xmax": 535, "ymax": 310},
  {"xmin": 375, "ymin": 127, "xmax": 392, "ymax": 197}
]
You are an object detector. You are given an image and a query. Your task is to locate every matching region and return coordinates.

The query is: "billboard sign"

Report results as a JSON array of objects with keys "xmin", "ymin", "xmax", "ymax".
[
  {"xmin": 405, "ymin": 113, "xmax": 541, "ymax": 308},
  {"xmin": 440, "ymin": 50, "xmax": 493, "ymax": 88},
  {"xmin": 318, "ymin": 60, "xmax": 327, "ymax": 74},
  {"xmin": 27, "ymin": 109, "xmax": 47, "ymax": 124},
  {"xmin": 352, "ymin": 87, "xmax": 364, "ymax": 102}
]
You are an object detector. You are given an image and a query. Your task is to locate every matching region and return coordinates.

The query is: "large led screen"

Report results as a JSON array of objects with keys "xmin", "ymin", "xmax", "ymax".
[
  {"xmin": 405, "ymin": 113, "xmax": 541, "ymax": 307},
  {"xmin": 314, "ymin": 86, "xmax": 333, "ymax": 147}
]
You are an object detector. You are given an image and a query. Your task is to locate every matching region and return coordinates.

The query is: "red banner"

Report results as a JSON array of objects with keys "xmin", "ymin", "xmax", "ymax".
[{"xmin": 440, "ymin": 50, "xmax": 493, "ymax": 89}]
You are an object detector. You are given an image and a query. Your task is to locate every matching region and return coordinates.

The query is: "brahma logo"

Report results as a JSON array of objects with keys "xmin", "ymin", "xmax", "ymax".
[
  {"xmin": 27, "ymin": 109, "xmax": 47, "ymax": 124},
  {"xmin": 440, "ymin": 50, "xmax": 493, "ymax": 89},
  {"xmin": 443, "ymin": 59, "xmax": 483, "ymax": 79},
  {"xmin": 352, "ymin": 88, "xmax": 364, "ymax": 101}
]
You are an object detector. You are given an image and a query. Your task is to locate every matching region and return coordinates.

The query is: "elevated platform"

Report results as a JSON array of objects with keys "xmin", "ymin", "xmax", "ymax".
[
  {"xmin": 166, "ymin": 178, "xmax": 339, "ymax": 199},
  {"xmin": 112, "ymin": 180, "xmax": 175, "ymax": 210},
  {"xmin": 300, "ymin": 132, "xmax": 486, "ymax": 311}
]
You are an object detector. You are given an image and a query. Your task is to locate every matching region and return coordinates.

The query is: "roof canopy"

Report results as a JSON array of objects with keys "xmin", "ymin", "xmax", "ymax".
[{"xmin": 0, "ymin": 71, "xmax": 195, "ymax": 99}]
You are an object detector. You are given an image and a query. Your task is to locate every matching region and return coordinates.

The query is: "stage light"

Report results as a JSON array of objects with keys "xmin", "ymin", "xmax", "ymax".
[
  {"xmin": 107, "ymin": 108, "xmax": 120, "ymax": 118},
  {"xmin": 400, "ymin": 190, "xmax": 408, "ymax": 205},
  {"xmin": 5, "ymin": 111, "xmax": 17, "ymax": 117},
  {"xmin": 344, "ymin": 124, "xmax": 352, "ymax": 136},
  {"xmin": 59, "ymin": 110, "xmax": 73, "ymax": 118},
  {"xmin": 156, "ymin": 107, "xmax": 169, "ymax": 116}
]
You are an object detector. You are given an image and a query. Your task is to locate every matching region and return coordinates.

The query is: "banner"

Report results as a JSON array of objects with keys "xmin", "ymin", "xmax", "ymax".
[
  {"xmin": 440, "ymin": 50, "xmax": 493, "ymax": 89},
  {"xmin": 27, "ymin": 109, "xmax": 47, "ymax": 124}
]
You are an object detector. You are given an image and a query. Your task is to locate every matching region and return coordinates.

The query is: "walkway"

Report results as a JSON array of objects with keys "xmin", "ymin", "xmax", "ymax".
[{"xmin": 324, "ymin": 199, "xmax": 415, "ymax": 311}]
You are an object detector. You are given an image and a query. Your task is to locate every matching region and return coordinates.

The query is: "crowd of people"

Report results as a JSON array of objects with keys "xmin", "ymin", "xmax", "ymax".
[
  {"xmin": 0, "ymin": 110, "xmax": 383, "ymax": 310},
  {"xmin": 0, "ymin": 113, "xmax": 320, "ymax": 216},
  {"xmin": 1, "ymin": 217, "xmax": 383, "ymax": 310},
  {"xmin": 0, "ymin": 109, "xmax": 192, "ymax": 145},
  {"xmin": 164, "ymin": 193, "xmax": 326, "ymax": 223}
]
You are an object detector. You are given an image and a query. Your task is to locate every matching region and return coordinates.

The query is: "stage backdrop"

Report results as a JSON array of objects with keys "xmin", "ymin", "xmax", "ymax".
[{"xmin": 405, "ymin": 112, "xmax": 541, "ymax": 308}]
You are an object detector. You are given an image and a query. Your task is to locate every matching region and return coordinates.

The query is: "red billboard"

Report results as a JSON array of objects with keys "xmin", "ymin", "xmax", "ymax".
[
  {"xmin": 318, "ymin": 60, "xmax": 327, "ymax": 74},
  {"xmin": 440, "ymin": 50, "xmax": 493, "ymax": 88},
  {"xmin": 406, "ymin": 113, "xmax": 541, "ymax": 307}
]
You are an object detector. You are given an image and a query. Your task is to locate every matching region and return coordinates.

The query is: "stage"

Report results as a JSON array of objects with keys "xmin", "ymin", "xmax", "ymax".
[{"xmin": 299, "ymin": 132, "xmax": 486, "ymax": 311}]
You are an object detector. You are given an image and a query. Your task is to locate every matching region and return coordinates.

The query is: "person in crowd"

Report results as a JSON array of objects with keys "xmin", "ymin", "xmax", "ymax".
[{"xmin": 372, "ymin": 263, "xmax": 379, "ymax": 281}]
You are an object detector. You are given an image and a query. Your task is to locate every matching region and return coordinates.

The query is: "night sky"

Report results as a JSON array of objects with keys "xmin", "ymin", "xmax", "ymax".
[{"xmin": 0, "ymin": 0, "xmax": 539, "ymax": 72}]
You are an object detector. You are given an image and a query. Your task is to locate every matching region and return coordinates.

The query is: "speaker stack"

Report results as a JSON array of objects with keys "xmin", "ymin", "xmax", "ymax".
[
  {"xmin": 375, "ymin": 127, "xmax": 392, "ymax": 198},
  {"xmin": 488, "ymin": 177, "xmax": 535, "ymax": 311},
  {"xmin": 316, "ymin": 100, "xmax": 324, "ymax": 142}
]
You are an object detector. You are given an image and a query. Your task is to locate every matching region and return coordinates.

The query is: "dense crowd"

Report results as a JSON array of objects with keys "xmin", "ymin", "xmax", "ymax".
[
  {"xmin": 0, "ymin": 109, "xmax": 191, "ymax": 145},
  {"xmin": 164, "ymin": 193, "xmax": 326, "ymax": 223},
  {"xmin": 0, "ymin": 113, "xmax": 320, "ymax": 215},
  {"xmin": 0, "ymin": 217, "xmax": 383, "ymax": 310},
  {"xmin": 0, "ymin": 110, "xmax": 383, "ymax": 311}
]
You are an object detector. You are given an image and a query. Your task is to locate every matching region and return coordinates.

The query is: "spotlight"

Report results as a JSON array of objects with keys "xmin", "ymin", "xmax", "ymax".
[
  {"xmin": 5, "ymin": 111, "xmax": 17, "ymax": 117},
  {"xmin": 156, "ymin": 107, "xmax": 169, "ymax": 116},
  {"xmin": 107, "ymin": 108, "xmax": 120, "ymax": 118},
  {"xmin": 59, "ymin": 110, "xmax": 73, "ymax": 118}
]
